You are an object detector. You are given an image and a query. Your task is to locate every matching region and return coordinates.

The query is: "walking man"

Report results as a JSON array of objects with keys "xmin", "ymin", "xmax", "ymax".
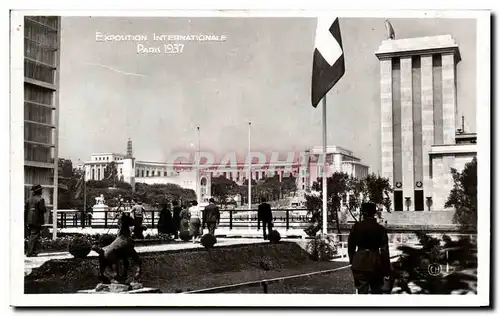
[
  {"xmin": 348, "ymin": 202, "xmax": 391, "ymax": 294},
  {"xmin": 202, "ymin": 198, "xmax": 220, "ymax": 236},
  {"xmin": 131, "ymin": 200, "xmax": 145, "ymax": 239},
  {"xmin": 257, "ymin": 197, "xmax": 273, "ymax": 240},
  {"xmin": 172, "ymin": 200, "xmax": 182, "ymax": 239},
  {"xmin": 25, "ymin": 184, "xmax": 47, "ymax": 257}
]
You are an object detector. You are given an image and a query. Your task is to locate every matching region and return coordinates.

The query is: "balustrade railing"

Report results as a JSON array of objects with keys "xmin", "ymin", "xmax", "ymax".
[{"xmin": 56, "ymin": 209, "xmax": 313, "ymax": 231}]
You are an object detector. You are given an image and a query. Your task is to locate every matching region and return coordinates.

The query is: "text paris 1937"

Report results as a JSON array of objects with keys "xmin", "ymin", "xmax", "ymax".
[{"xmin": 136, "ymin": 43, "xmax": 185, "ymax": 54}]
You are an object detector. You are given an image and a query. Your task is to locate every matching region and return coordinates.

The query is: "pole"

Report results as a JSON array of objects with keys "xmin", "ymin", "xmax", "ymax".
[
  {"xmin": 322, "ymin": 97, "xmax": 328, "ymax": 235},
  {"xmin": 197, "ymin": 126, "xmax": 201, "ymax": 204},
  {"xmin": 83, "ymin": 171, "xmax": 87, "ymax": 226},
  {"xmin": 248, "ymin": 122, "xmax": 252, "ymax": 228}
]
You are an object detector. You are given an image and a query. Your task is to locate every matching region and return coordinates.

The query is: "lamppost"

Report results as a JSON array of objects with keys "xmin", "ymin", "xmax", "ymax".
[
  {"xmin": 426, "ymin": 197, "xmax": 433, "ymax": 212},
  {"xmin": 405, "ymin": 197, "xmax": 411, "ymax": 212}
]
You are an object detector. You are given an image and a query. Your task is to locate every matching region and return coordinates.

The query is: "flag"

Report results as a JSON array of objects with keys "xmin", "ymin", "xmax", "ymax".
[
  {"xmin": 311, "ymin": 16, "xmax": 345, "ymax": 108},
  {"xmin": 385, "ymin": 19, "xmax": 395, "ymax": 40},
  {"xmin": 74, "ymin": 173, "xmax": 84, "ymax": 199}
]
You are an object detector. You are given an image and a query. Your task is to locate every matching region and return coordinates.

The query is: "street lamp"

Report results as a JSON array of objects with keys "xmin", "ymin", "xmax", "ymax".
[{"xmin": 404, "ymin": 197, "xmax": 411, "ymax": 212}]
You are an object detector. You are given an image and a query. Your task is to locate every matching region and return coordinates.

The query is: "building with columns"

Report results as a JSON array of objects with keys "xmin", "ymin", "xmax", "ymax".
[
  {"xmin": 375, "ymin": 35, "xmax": 477, "ymax": 220},
  {"xmin": 83, "ymin": 141, "xmax": 368, "ymax": 203}
]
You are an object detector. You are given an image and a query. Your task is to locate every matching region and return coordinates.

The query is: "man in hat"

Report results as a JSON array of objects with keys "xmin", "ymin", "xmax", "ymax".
[
  {"xmin": 130, "ymin": 199, "xmax": 145, "ymax": 239},
  {"xmin": 348, "ymin": 202, "xmax": 391, "ymax": 294},
  {"xmin": 202, "ymin": 198, "xmax": 220, "ymax": 236},
  {"xmin": 24, "ymin": 184, "xmax": 47, "ymax": 257},
  {"xmin": 257, "ymin": 197, "xmax": 273, "ymax": 240}
]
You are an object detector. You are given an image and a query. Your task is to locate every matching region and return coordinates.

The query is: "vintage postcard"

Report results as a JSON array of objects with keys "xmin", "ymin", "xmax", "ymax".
[{"xmin": 9, "ymin": 7, "xmax": 490, "ymax": 307}]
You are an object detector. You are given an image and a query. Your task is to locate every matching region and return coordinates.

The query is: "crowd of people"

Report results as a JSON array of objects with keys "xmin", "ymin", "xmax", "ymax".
[
  {"xmin": 157, "ymin": 198, "xmax": 221, "ymax": 243},
  {"xmin": 24, "ymin": 183, "xmax": 391, "ymax": 294}
]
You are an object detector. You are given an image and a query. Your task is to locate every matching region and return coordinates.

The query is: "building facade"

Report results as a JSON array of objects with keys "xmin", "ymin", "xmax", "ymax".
[
  {"xmin": 24, "ymin": 16, "xmax": 61, "ymax": 218},
  {"xmin": 83, "ymin": 141, "xmax": 369, "ymax": 203},
  {"xmin": 375, "ymin": 35, "xmax": 477, "ymax": 216}
]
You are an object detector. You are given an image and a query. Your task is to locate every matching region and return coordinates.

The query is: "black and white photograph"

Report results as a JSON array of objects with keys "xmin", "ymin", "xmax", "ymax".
[{"xmin": 8, "ymin": 6, "xmax": 490, "ymax": 307}]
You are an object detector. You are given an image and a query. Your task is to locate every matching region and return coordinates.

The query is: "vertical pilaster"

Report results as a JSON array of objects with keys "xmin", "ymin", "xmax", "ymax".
[
  {"xmin": 442, "ymin": 53, "xmax": 457, "ymax": 144},
  {"xmin": 421, "ymin": 55, "xmax": 434, "ymax": 210},
  {"xmin": 380, "ymin": 59, "xmax": 394, "ymax": 210},
  {"xmin": 400, "ymin": 57, "xmax": 414, "ymax": 211}
]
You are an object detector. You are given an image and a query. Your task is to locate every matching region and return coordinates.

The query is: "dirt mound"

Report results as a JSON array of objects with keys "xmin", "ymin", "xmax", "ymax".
[{"xmin": 25, "ymin": 242, "xmax": 311, "ymax": 294}]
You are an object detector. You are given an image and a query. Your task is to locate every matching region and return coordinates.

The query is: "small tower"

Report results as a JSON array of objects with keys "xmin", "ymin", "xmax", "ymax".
[{"xmin": 126, "ymin": 138, "xmax": 133, "ymax": 158}]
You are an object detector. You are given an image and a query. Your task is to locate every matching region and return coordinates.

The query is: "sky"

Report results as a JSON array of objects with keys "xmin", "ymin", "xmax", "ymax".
[{"xmin": 58, "ymin": 16, "xmax": 477, "ymax": 173}]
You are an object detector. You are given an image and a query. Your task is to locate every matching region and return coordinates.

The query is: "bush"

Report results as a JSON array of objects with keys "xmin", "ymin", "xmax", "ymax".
[
  {"xmin": 200, "ymin": 234, "xmax": 217, "ymax": 248},
  {"xmin": 268, "ymin": 230, "xmax": 281, "ymax": 244},
  {"xmin": 306, "ymin": 234, "xmax": 337, "ymax": 261},
  {"xmin": 98, "ymin": 234, "xmax": 115, "ymax": 247},
  {"xmin": 179, "ymin": 230, "xmax": 191, "ymax": 241},
  {"xmin": 68, "ymin": 237, "xmax": 92, "ymax": 258}
]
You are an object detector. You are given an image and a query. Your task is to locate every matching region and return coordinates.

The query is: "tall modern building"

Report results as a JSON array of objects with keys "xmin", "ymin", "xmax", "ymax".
[
  {"xmin": 375, "ymin": 35, "xmax": 477, "ymax": 219},
  {"xmin": 24, "ymin": 16, "xmax": 61, "ymax": 220}
]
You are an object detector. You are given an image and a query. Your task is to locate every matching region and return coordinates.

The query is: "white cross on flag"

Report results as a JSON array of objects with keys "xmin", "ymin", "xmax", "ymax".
[{"xmin": 311, "ymin": 17, "xmax": 345, "ymax": 108}]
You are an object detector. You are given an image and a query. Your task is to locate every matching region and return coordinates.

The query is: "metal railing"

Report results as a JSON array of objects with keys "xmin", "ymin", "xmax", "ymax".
[{"xmin": 56, "ymin": 209, "xmax": 313, "ymax": 231}]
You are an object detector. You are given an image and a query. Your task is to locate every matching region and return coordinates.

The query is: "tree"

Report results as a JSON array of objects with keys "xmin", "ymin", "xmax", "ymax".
[
  {"xmin": 445, "ymin": 157, "xmax": 477, "ymax": 232},
  {"xmin": 211, "ymin": 176, "xmax": 239, "ymax": 207},
  {"xmin": 311, "ymin": 172, "xmax": 350, "ymax": 234},
  {"xmin": 103, "ymin": 161, "xmax": 119, "ymax": 186},
  {"xmin": 281, "ymin": 175, "xmax": 298, "ymax": 197},
  {"xmin": 365, "ymin": 173, "xmax": 393, "ymax": 213},
  {"xmin": 346, "ymin": 176, "xmax": 366, "ymax": 222}
]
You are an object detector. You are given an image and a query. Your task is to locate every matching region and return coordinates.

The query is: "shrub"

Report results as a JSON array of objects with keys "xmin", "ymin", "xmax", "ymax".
[
  {"xmin": 98, "ymin": 234, "xmax": 115, "ymax": 247},
  {"xmin": 306, "ymin": 234, "xmax": 337, "ymax": 261},
  {"xmin": 179, "ymin": 230, "xmax": 191, "ymax": 241},
  {"xmin": 268, "ymin": 230, "xmax": 281, "ymax": 244},
  {"xmin": 68, "ymin": 237, "xmax": 92, "ymax": 258},
  {"xmin": 200, "ymin": 234, "xmax": 217, "ymax": 248}
]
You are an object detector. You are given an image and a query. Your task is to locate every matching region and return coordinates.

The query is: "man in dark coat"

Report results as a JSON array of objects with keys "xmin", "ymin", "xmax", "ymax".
[
  {"xmin": 348, "ymin": 202, "xmax": 391, "ymax": 294},
  {"xmin": 202, "ymin": 198, "xmax": 220, "ymax": 236},
  {"xmin": 25, "ymin": 184, "xmax": 47, "ymax": 257},
  {"xmin": 257, "ymin": 197, "xmax": 273, "ymax": 240},
  {"xmin": 172, "ymin": 200, "xmax": 182, "ymax": 239}
]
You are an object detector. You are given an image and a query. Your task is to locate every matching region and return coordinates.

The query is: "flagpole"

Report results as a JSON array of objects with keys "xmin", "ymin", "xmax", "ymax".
[
  {"xmin": 248, "ymin": 122, "xmax": 252, "ymax": 227},
  {"xmin": 197, "ymin": 126, "xmax": 200, "ymax": 204},
  {"xmin": 322, "ymin": 97, "xmax": 328, "ymax": 235},
  {"xmin": 83, "ymin": 171, "xmax": 87, "ymax": 226}
]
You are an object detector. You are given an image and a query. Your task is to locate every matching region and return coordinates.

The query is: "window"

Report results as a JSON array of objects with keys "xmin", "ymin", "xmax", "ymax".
[
  {"xmin": 91, "ymin": 169, "xmax": 95, "ymax": 180},
  {"xmin": 164, "ymin": 171, "xmax": 167, "ymax": 176},
  {"xmin": 119, "ymin": 168, "xmax": 122, "ymax": 174},
  {"xmin": 141, "ymin": 170, "xmax": 144, "ymax": 177},
  {"xmin": 24, "ymin": 37, "xmax": 56, "ymax": 66},
  {"xmin": 24, "ymin": 143, "xmax": 53, "ymax": 163},
  {"xmin": 146, "ymin": 171, "xmax": 149, "ymax": 177},
  {"xmin": 24, "ymin": 122, "xmax": 53, "ymax": 144},
  {"xmin": 97, "ymin": 169, "xmax": 101, "ymax": 180},
  {"xmin": 24, "ymin": 59, "xmax": 55, "ymax": 84},
  {"xmin": 24, "ymin": 102, "xmax": 53, "ymax": 124}
]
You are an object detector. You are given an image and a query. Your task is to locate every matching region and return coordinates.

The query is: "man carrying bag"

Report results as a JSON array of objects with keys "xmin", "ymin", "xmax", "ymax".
[{"xmin": 348, "ymin": 202, "xmax": 392, "ymax": 294}]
